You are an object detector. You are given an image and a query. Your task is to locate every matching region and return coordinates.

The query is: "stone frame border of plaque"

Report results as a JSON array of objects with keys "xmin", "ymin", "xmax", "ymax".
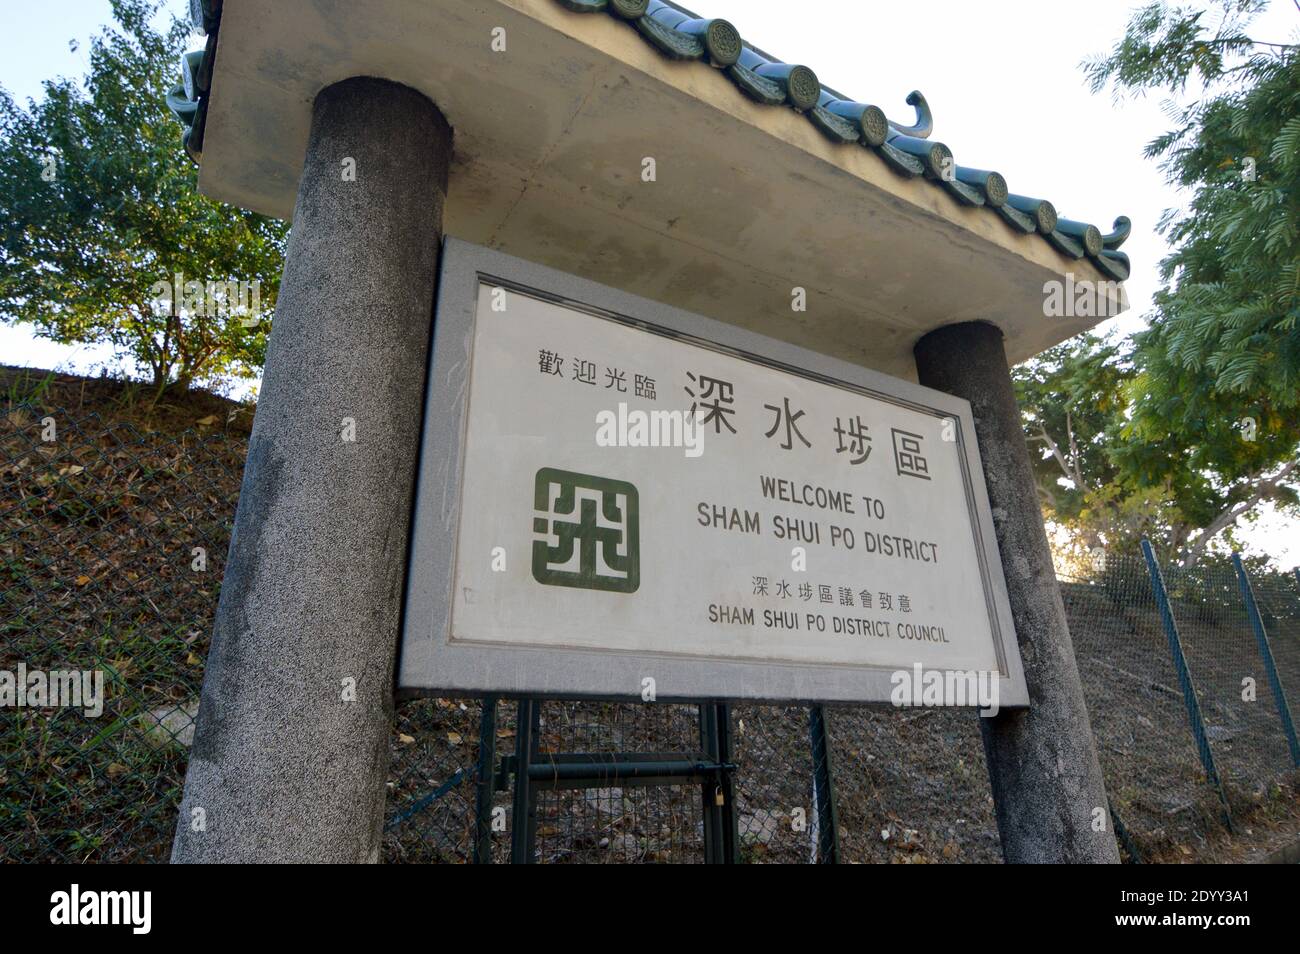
[{"xmin": 398, "ymin": 238, "xmax": 1029, "ymax": 707}]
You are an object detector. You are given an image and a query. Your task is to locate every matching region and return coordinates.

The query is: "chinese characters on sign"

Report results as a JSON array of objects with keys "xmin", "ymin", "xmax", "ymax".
[
  {"xmin": 439, "ymin": 283, "xmax": 1007, "ymax": 680},
  {"xmin": 750, "ymin": 577, "xmax": 913, "ymax": 611},
  {"xmin": 892, "ymin": 428, "xmax": 930, "ymax": 480},
  {"xmin": 539, "ymin": 347, "xmax": 921, "ymax": 472},
  {"xmin": 540, "ymin": 348, "xmax": 657, "ymax": 399}
]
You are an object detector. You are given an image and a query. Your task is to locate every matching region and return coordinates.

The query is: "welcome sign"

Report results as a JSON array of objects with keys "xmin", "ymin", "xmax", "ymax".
[{"xmin": 399, "ymin": 240, "xmax": 1027, "ymax": 706}]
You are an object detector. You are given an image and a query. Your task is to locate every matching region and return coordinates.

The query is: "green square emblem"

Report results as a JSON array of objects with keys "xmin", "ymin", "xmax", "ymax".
[{"xmin": 532, "ymin": 468, "xmax": 639, "ymax": 593}]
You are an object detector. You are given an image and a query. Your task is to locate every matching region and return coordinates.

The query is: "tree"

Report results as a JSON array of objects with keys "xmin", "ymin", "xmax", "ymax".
[
  {"xmin": 0, "ymin": 0, "xmax": 287, "ymax": 392},
  {"xmin": 1079, "ymin": 0, "xmax": 1300, "ymax": 563},
  {"xmin": 1016, "ymin": 335, "xmax": 1291, "ymax": 565},
  {"xmin": 1014, "ymin": 335, "xmax": 1191, "ymax": 565}
]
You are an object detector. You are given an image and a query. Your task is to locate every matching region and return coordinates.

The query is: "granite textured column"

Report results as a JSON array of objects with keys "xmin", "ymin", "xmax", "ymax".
[
  {"xmin": 172, "ymin": 78, "xmax": 452, "ymax": 862},
  {"xmin": 914, "ymin": 321, "xmax": 1119, "ymax": 864}
]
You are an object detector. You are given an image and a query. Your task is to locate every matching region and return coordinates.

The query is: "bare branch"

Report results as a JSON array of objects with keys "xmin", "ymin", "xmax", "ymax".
[{"xmin": 1029, "ymin": 424, "xmax": 1077, "ymax": 485}]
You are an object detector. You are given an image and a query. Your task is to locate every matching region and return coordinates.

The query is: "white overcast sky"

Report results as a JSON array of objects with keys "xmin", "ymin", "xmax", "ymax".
[{"xmin": 1, "ymin": 0, "xmax": 1297, "ymax": 566}]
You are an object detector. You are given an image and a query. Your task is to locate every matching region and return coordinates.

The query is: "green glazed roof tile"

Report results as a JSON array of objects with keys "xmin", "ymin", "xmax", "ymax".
[{"xmin": 593, "ymin": 0, "xmax": 1132, "ymax": 278}]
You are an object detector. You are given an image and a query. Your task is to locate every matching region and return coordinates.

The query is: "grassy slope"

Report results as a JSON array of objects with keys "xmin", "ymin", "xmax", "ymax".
[{"xmin": 2, "ymin": 366, "xmax": 1296, "ymax": 863}]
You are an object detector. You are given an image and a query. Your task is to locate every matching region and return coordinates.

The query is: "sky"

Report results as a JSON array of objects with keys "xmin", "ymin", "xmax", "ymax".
[{"xmin": 1, "ymin": 0, "xmax": 1297, "ymax": 567}]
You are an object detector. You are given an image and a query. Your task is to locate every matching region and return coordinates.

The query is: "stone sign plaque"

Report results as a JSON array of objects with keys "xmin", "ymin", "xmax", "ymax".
[{"xmin": 399, "ymin": 240, "xmax": 1027, "ymax": 706}]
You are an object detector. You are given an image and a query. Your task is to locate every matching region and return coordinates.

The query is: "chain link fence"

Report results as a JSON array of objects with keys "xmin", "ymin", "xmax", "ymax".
[
  {"xmin": 3, "ymin": 403, "xmax": 1298, "ymax": 862},
  {"xmin": 828, "ymin": 706, "xmax": 1000, "ymax": 863},
  {"xmin": 1061, "ymin": 556, "xmax": 1240, "ymax": 858},
  {"xmin": 1163, "ymin": 559, "xmax": 1296, "ymax": 810},
  {"xmin": 384, "ymin": 696, "xmax": 489, "ymax": 863},
  {"xmin": 1253, "ymin": 573, "xmax": 1300, "ymax": 722}
]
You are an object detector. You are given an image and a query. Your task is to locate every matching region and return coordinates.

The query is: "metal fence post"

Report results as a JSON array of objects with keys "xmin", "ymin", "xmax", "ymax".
[
  {"xmin": 1108, "ymin": 800, "xmax": 1142, "ymax": 864},
  {"xmin": 1232, "ymin": 553, "xmax": 1300, "ymax": 768},
  {"xmin": 510, "ymin": 699, "xmax": 540, "ymax": 864},
  {"xmin": 699, "ymin": 703, "xmax": 739, "ymax": 864},
  {"xmin": 699, "ymin": 705, "xmax": 720, "ymax": 863},
  {"xmin": 808, "ymin": 705, "xmax": 840, "ymax": 863},
  {"xmin": 1140, "ymin": 538, "xmax": 1233, "ymax": 830},
  {"xmin": 473, "ymin": 696, "xmax": 498, "ymax": 864},
  {"xmin": 716, "ymin": 703, "xmax": 741, "ymax": 863}
]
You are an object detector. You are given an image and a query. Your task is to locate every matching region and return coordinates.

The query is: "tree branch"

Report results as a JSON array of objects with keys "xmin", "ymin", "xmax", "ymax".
[
  {"xmin": 1183, "ymin": 458, "xmax": 1300, "ymax": 565},
  {"xmin": 1065, "ymin": 409, "xmax": 1085, "ymax": 490},
  {"xmin": 1029, "ymin": 424, "xmax": 1077, "ymax": 486}
]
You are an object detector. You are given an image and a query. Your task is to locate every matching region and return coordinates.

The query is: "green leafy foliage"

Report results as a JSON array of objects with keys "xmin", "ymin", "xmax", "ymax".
[
  {"xmin": 1035, "ymin": 0, "xmax": 1300, "ymax": 564},
  {"xmin": 0, "ymin": 0, "xmax": 287, "ymax": 391},
  {"xmin": 1015, "ymin": 336, "xmax": 1187, "ymax": 562},
  {"xmin": 1016, "ymin": 328, "xmax": 1297, "ymax": 565}
]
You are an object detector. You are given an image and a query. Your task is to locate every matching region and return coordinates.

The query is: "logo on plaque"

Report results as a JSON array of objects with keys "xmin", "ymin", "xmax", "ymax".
[{"xmin": 531, "ymin": 467, "xmax": 640, "ymax": 593}]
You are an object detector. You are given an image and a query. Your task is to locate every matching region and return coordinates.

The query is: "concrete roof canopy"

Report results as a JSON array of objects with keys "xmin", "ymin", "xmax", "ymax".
[{"xmin": 169, "ymin": 0, "xmax": 1131, "ymax": 379}]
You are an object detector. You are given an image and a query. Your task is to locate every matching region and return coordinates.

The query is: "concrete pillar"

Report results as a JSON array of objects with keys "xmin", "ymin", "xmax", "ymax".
[
  {"xmin": 914, "ymin": 321, "xmax": 1118, "ymax": 864},
  {"xmin": 172, "ymin": 78, "xmax": 452, "ymax": 863}
]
